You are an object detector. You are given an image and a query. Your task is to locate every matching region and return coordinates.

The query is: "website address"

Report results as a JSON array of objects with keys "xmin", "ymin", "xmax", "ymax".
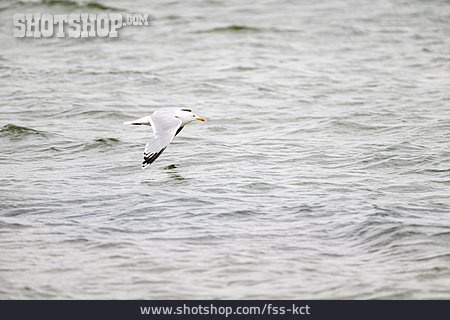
[{"xmin": 140, "ymin": 304, "xmax": 311, "ymax": 317}]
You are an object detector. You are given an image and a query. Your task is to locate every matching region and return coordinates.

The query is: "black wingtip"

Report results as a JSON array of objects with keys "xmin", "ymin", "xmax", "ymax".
[{"xmin": 142, "ymin": 147, "xmax": 167, "ymax": 167}]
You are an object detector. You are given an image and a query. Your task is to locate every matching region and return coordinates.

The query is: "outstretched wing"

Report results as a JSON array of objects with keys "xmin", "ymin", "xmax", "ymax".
[{"xmin": 142, "ymin": 109, "xmax": 182, "ymax": 168}]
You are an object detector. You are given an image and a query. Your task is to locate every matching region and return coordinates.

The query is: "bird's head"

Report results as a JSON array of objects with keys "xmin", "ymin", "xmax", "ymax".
[{"xmin": 176, "ymin": 108, "xmax": 206, "ymax": 125}]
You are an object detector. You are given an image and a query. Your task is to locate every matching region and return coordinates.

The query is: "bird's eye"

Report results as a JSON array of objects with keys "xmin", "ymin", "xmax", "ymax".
[{"xmin": 192, "ymin": 115, "xmax": 196, "ymax": 117}]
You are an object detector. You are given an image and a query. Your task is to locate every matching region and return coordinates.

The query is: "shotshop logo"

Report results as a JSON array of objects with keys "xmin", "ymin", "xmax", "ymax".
[{"xmin": 13, "ymin": 13, "xmax": 150, "ymax": 38}]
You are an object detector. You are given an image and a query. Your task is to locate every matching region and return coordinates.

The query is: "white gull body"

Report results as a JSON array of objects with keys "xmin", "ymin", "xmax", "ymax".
[{"xmin": 124, "ymin": 108, "xmax": 205, "ymax": 168}]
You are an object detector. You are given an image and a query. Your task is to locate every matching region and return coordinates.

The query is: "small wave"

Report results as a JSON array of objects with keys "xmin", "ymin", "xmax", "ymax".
[
  {"xmin": 198, "ymin": 25, "xmax": 262, "ymax": 33},
  {"xmin": 196, "ymin": 25, "xmax": 298, "ymax": 34},
  {"xmin": 328, "ymin": 119, "xmax": 390, "ymax": 131},
  {"xmin": 163, "ymin": 15, "xmax": 181, "ymax": 20},
  {"xmin": 217, "ymin": 209, "xmax": 259, "ymax": 218},
  {"xmin": 0, "ymin": 123, "xmax": 47, "ymax": 139},
  {"xmin": 243, "ymin": 182, "xmax": 281, "ymax": 192},
  {"xmin": 0, "ymin": 220, "xmax": 30, "ymax": 230},
  {"xmin": 43, "ymin": 0, "xmax": 120, "ymax": 11},
  {"xmin": 15, "ymin": 0, "xmax": 122, "ymax": 11},
  {"xmin": 94, "ymin": 137, "xmax": 120, "ymax": 143},
  {"xmin": 414, "ymin": 252, "xmax": 450, "ymax": 262},
  {"xmin": 0, "ymin": 4, "xmax": 10, "ymax": 12},
  {"xmin": 82, "ymin": 137, "xmax": 121, "ymax": 151},
  {"xmin": 424, "ymin": 167, "xmax": 450, "ymax": 173},
  {"xmin": 83, "ymin": 1, "xmax": 120, "ymax": 10},
  {"xmin": 52, "ymin": 109, "xmax": 130, "ymax": 120},
  {"xmin": 38, "ymin": 137, "xmax": 121, "ymax": 155}
]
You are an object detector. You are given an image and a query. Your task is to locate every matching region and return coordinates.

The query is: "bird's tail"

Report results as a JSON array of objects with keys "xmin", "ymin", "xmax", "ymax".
[{"xmin": 123, "ymin": 116, "xmax": 151, "ymax": 126}]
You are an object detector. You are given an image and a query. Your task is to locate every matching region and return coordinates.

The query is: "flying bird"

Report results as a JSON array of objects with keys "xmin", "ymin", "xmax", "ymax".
[{"xmin": 124, "ymin": 108, "xmax": 206, "ymax": 168}]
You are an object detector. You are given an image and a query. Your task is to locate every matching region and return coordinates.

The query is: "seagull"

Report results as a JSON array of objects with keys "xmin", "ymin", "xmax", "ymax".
[{"xmin": 124, "ymin": 108, "xmax": 206, "ymax": 168}]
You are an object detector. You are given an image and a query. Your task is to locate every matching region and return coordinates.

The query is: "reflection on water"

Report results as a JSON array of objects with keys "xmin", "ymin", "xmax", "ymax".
[{"xmin": 164, "ymin": 164, "xmax": 187, "ymax": 182}]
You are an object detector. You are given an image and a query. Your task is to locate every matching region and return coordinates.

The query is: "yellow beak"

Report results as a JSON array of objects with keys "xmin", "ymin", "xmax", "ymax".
[{"xmin": 196, "ymin": 117, "xmax": 206, "ymax": 121}]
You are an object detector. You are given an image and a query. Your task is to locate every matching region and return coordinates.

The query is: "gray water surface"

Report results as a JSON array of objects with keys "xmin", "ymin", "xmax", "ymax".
[{"xmin": 1, "ymin": 0, "xmax": 450, "ymax": 299}]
